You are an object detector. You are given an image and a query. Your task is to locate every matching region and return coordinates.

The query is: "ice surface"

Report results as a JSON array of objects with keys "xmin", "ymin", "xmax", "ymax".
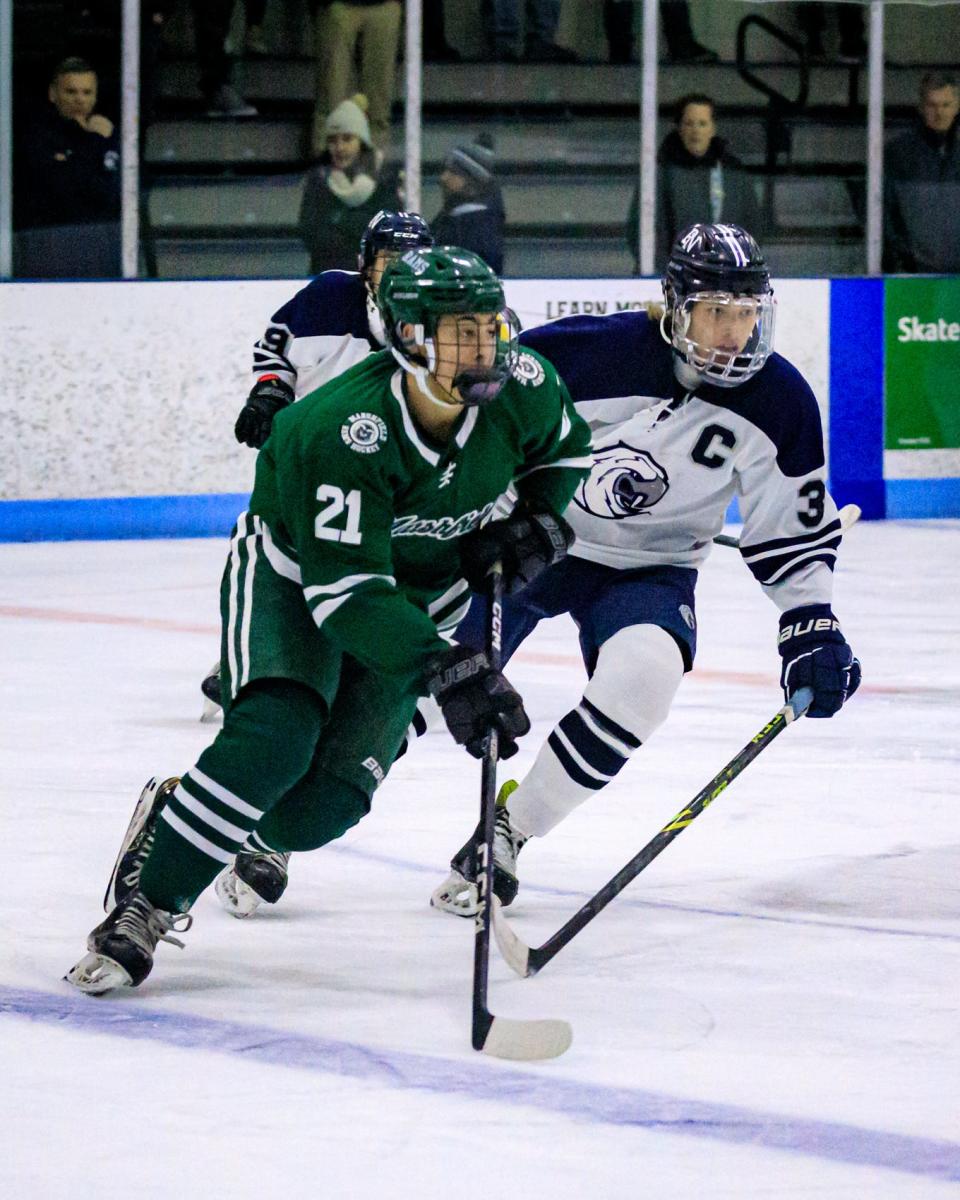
[{"xmin": 1, "ymin": 520, "xmax": 959, "ymax": 1198}]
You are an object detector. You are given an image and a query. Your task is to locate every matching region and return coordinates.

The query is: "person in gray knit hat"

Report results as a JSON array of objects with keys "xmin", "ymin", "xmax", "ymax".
[{"xmin": 432, "ymin": 135, "xmax": 506, "ymax": 274}]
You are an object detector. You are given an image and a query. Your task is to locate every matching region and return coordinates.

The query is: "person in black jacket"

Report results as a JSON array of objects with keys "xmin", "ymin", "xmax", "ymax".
[
  {"xmin": 626, "ymin": 93, "xmax": 762, "ymax": 273},
  {"xmin": 883, "ymin": 72, "xmax": 960, "ymax": 273},
  {"xmin": 431, "ymin": 136, "xmax": 505, "ymax": 275},
  {"xmin": 14, "ymin": 57, "xmax": 121, "ymax": 278}
]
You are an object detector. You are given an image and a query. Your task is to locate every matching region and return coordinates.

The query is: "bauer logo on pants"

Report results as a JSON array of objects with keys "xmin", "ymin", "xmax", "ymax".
[{"xmin": 341, "ymin": 412, "xmax": 388, "ymax": 454}]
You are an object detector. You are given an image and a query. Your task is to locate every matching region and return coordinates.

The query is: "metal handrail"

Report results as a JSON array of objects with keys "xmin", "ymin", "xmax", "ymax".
[
  {"xmin": 735, "ymin": 15, "xmax": 811, "ymax": 235},
  {"xmin": 735, "ymin": 15, "xmax": 810, "ymax": 113}
]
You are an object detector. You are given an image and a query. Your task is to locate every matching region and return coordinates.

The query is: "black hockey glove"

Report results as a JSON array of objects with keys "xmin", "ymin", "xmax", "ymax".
[
  {"xmin": 459, "ymin": 503, "xmax": 573, "ymax": 596},
  {"xmin": 778, "ymin": 604, "xmax": 861, "ymax": 718},
  {"xmin": 425, "ymin": 645, "xmax": 530, "ymax": 759},
  {"xmin": 234, "ymin": 376, "xmax": 295, "ymax": 448}
]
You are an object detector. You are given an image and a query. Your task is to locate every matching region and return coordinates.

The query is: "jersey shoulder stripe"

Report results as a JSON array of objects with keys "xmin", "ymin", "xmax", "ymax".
[
  {"xmin": 705, "ymin": 354, "xmax": 825, "ymax": 477},
  {"xmin": 270, "ymin": 270, "xmax": 370, "ymax": 341},
  {"xmin": 520, "ymin": 311, "xmax": 674, "ymax": 403}
]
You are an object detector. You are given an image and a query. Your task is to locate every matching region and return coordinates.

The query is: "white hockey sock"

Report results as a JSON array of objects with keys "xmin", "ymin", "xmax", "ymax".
[
  {"xmin": 508, "ymin": 624, "xmax": 684, "ymax": 838},
  {"xmin": 242, "ymin": 829, "xmax": 281, "ymax": 855}
]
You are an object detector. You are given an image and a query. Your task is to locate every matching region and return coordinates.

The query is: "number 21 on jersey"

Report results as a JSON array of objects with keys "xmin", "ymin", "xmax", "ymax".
[{"xmin": 315, "ymin": 484, "xmax": 363, "ymax": 545}]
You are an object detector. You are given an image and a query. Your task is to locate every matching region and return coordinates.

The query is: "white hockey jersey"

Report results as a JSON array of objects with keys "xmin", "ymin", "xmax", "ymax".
[
  {"xmin": 251, "ymin": 270, "xmax": 381, "ymax": 400},
  {"xmin": 520, "ymin": 311, "xmax": 841, "ymax": 615}
]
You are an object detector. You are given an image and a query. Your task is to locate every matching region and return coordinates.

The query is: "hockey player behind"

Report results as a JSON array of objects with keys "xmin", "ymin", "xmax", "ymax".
[
  {"xmin": 431, "ymin": 222, "xmax": 862, "ymax": 916},
  {"xmin": 65, "ymin": 247, "xmax": 592, "ymax": 994},
  {"xmin": 233, "ymin": 208, "xmax": 434, "ymax": 450}
]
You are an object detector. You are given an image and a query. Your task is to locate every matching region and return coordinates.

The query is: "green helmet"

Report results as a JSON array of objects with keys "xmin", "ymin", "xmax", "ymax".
[{"xmin": 378, "ymin": 245, "xmax": 518, "ymax": 406}]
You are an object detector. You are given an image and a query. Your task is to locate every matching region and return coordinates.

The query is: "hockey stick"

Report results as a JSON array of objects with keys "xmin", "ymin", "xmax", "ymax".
[
  {"xmin": 493, "ymin": 686, "xmax": 814, "ymax": 979},
  {"xmin": 472, "ymin": 561, "xmax": 573, "ymax": 1060},
  {"xmin": 713, "ymin": 502, "xmax": 861, "ymax": 549}
]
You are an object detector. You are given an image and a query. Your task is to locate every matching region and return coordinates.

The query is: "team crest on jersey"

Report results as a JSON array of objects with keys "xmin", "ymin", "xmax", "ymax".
[
  {"xmin": 574, "ymin": 441, "xmax": 670, "ymax": 519},
  {"xmin": 512, "ymin": 352, "xmax": 546, "ymax": 387},
  {"xmin": 341, "ymin": 412, "xmax": 388, "ymax": 454}
]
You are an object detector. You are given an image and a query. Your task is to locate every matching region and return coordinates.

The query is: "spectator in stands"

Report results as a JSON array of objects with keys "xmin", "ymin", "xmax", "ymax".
[
  {"xmin": 187, "ymin": 0, "xmax": 258, "ymax": 116},
  {"xmin": 244, "ymin": 0, "xmax": 272, "ymax": 56},
  {"xmin": 603, "ymin": 2, "xmax": 717, "ymax": 67},
  {"xmin": 626, "ymin": 92, "xmax": 763, "ymax": 272},
  {"xmin": 487, "ymin": 0, "xmax": 578, "ymax": 63},
  {"xmin": 138, "ymin": 1, "xmax": 257, "ymax": 118},
  {"xmin": 431, "ymin": 135, "xmax": 505, "ymax": 274},
  {"xmin": 313, "ymin": 0, "xmax": 402, "ymax": 155},
  {"xmin": 424, "ymin": 0, "xmax": 462, "ymax": 61},
  {"xmin": 14, "ymin": 56, "xmax": 121, "ymax": 278},
  {"xmin": 660, "ymin": 2, "xmax": 718, "ymax": 64},
  {"xmin": 299, "ymin": 94, "xmax": 401, "ymax": 274},
  {"xmin": 884, "ymin": 72, "xmax": 960, "ymax": 274},
  {"xmin": 797, "ymin": 4, "xmax": 867, "ymax": 64}
]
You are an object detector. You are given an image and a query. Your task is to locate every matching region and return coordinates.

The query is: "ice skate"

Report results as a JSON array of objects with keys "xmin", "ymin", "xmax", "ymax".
[
  {"xmin": 65, "ymin": 889, "xmax": 192, "ymax": 994},
  {"xmin": 215, "ymin": 847, "xmax": 291, "ymax": 918},
  {"xmin": 431, "ymin": 781, "xmax": 527, "ymax": 917},
  {"xmin": 200, "ymin": 661, "xmax": 223, "ymax": 722},
  {"xmin": 103, "ymin": 776, "xmax": 179, "ymax": 912}
]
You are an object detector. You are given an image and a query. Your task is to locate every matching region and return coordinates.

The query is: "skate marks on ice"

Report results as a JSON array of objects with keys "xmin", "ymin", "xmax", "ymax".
[
  {"xmin": 2, "ymin": 985, "xmax": 959, "ymax": 1184},
  {"xmin": 326, "ymin": 840, "xmax": 960, "ymax": 944},
  {"xmin": 744, "ymin": 845, "xmax": 960, "ymax": 923}
]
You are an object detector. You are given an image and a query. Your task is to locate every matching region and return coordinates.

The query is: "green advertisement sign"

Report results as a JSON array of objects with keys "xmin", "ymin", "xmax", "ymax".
[{"xmin": 885, "ymin": 277, "xmax": 960, "ymax": 452}]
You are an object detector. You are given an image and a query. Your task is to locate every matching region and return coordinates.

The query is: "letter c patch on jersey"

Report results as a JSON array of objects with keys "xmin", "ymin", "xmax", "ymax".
[
  {"xmin": 341, "ymin": 412, "xmax": 388, "ymax": 454},
  {"xmin": 574, "ymin": 441, "xmax": 670, "ymax": 520},
  {"xmin": 691, "ymin": 423, "xmax": 737, "ymax": 469}
]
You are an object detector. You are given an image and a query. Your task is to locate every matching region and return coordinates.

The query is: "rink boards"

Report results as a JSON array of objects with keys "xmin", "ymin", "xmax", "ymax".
[{"xmin": 0, "ymin": 275, "xmax": 957, "ymax": 539}]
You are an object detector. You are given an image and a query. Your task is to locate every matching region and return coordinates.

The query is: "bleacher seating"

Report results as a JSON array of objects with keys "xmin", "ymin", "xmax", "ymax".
[
  {"xmin": 146, "ymin": 55, "xmax": 923, "ymax": 279},
  {"xmin": 10, "ymin": 1, "xmax": 947, "ymax": 279}
]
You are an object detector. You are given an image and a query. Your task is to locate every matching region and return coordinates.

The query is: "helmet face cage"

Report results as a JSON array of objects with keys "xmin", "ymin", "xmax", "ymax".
[
  {"xmin": 662, "ymin": 222, "xmax": 775, "ymax": 388},
  {"xmin": 358, "ymin": 210, "xmax": 433, "ymax": 279},
  {"xmin": 668, "ymin": 290, "xmax": 776, "ymax": 387},
  {"xmin": 379, "ymin": 247, "xmax": 518, "ymax": 406}
]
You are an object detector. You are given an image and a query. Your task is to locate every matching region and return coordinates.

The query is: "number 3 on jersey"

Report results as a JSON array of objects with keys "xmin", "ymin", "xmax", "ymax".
[{"xmin": 315, "ymin": 484, "xmax": 363, "ymax": 544}]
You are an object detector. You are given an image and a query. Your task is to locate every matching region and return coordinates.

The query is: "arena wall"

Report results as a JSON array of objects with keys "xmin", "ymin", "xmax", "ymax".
[{"xmin": 0, "ymin": 276, "xmax": 955, "ymax": 540}]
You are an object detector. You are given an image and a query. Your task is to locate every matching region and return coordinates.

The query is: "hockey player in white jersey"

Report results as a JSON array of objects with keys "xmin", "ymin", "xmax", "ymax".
[
  {"xmin": 233, "ymin": 208, "xmax": 434, "ymax": 449},
  {"xmin": 432, "ymin": 221, "xmax": 862, "ymax": 915}
]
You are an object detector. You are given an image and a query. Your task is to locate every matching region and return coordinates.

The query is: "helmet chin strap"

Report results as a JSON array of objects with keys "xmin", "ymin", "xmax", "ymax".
[
  {"xmin": 389, "ymin": 346, "xmax": 462, "ymax": 409},
  {"xmin": 661, "ymin": 307, "xmax": 705, "ymax": 388},
  {"xmin": 365, "ymin": 290, "xmax": 387, "ymax": 347},
  {"xmin": 673, "ymin": 355, "xmax": 704, "ymax": 390}
]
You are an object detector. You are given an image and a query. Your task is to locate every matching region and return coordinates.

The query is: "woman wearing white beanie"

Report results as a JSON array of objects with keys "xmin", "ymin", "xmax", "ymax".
[{"xmin": 299, "ymin": 94, "xmax": 401, "ymax": 274}]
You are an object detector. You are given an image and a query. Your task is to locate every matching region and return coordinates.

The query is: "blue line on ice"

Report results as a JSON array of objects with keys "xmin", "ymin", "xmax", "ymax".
[
  {"xmin": 327, "ymin": 842, "xmax": 960, "ymax": 943},
  {"xmin": 2, "ymin": 984, "xmax": 958, "ymax": 1182}
]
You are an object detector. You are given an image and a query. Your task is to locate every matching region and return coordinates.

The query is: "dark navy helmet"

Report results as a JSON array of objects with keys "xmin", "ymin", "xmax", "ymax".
[
  {"xmin": 662, "ymin": 223, "xmax": 775, "ymax": 387},
  {"xmin": 358, "ymin": 210, "xmax": 434, "ymax": 277}
]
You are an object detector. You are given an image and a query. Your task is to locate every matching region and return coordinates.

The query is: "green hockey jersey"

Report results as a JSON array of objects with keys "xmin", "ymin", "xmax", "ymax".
[{"xmin": 248, "ymin": 348, "xmax": 592, "ymax": 688}]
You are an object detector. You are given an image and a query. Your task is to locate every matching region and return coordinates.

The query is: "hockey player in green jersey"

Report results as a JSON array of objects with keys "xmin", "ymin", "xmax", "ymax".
[{"xmin": 65, "ymin": 247, "xmax": 592, "ymax": 995}]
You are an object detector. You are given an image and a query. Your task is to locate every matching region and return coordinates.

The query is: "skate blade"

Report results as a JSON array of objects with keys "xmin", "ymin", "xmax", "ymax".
[
  {"xmin": 65, "ymin": 951, "xmax": 133, "ymax": 994},
  {"xmin": 430, "ymin": 869, "xmax": 478, "ymax": 918},
  {"xmin": 215, "ymin": 868, "xmax": 262, "ymax": 918}
]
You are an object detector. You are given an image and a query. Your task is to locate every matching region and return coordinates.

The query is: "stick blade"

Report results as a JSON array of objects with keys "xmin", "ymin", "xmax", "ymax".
[
  {"xmin": 492, "ymin": 899, "xmax": 533, "ymax": 978},
  {"xmin": 480, "ymin": 1014, "xmax": 573, "ymax": 1061},
  {"xmin": 839, "ymin": 503, "xmax": 862, "ymax": 532}
]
